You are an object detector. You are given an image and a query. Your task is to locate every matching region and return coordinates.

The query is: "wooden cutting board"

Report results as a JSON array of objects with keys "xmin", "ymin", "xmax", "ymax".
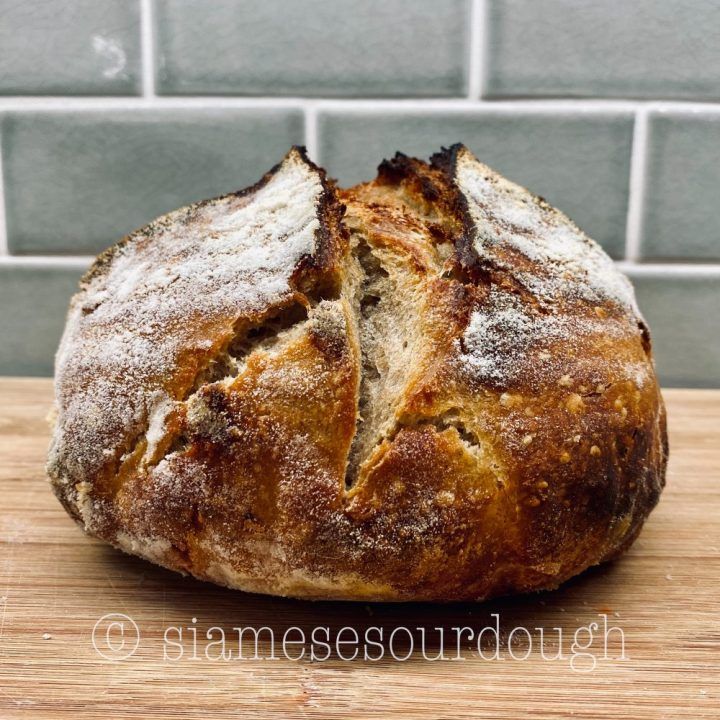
[{"xmin": 0, "ymin": 378, "xmax": 718, "ymax": 719}]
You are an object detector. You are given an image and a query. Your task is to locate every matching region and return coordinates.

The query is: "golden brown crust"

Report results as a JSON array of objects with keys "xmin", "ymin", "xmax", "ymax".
[{"xmin": 47, "ymin": 145, "xmax": 668, "ymax": 601}]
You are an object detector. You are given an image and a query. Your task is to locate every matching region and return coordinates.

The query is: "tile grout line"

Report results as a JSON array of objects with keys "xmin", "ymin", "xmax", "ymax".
[
  {"xmin": 303, "ymin": 103, "xmax": 319, "ymax": 162},
  {"xmin": 140, "ymin": 0, "xmax": 156, "ymax": 99},
  {"xmin": 0, "ymin": 256, "xmax": 93, "ymax": 267},
  {"xmin": 616, "ymin": 262, "xmax": 720, "ymax": 275},
  {"xmin": 0, "ymin": 97, "xmax": 718, "ymax": 112},
  {"xmin": 0, "ymin": 144, "xmax": 7, "ymax": 256},
  {"xmin": 624, "ymin": 108, "xmax": 649, "ymax": 262},
  {"xmin": 0, "ymin": 97, "xmax": 646, "ymax": 112},
  {"xmin": 466, "ymin": 0, "xmax": 484, "ymax": 100},
  {"xmin": 0, "ymin": 97, "xmax": 307, "ymax": 111}
]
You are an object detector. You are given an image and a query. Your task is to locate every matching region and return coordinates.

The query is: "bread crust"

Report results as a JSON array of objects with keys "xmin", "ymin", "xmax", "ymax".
[{"xmin": 48, "ymin": 145, "xmax": 667, "ymax": 601}]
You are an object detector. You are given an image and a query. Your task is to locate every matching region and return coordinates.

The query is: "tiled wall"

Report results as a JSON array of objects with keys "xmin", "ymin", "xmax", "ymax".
[{"xmin": 0, "ymin": 0, "xmax": 718, "ymax": 386}]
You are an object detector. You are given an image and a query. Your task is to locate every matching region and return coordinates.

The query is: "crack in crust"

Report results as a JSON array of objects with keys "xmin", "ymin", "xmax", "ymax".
[{"xmin": 48, "ymin": 144, "xmax": 668, "ymax": 602}]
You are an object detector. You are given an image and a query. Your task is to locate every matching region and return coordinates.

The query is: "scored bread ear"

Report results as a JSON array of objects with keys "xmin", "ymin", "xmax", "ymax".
[
  {"xmin": 48, "ymin": 146, "xmax": 347, "ymax": 530},
  {"xmin": 430, "ymin": 143, "xmax": 638, "ymax": 313}
]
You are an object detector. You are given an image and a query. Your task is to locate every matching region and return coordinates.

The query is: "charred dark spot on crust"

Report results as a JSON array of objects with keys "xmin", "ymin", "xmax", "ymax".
[
  {"xmin": 420, "ymin": 177, "xmax": 440, "ymax": 202},
  {"xmin": 374, "ymin": 144, "xmax": 488, "ymax": 285},
  {"xmin": 375, "ymin": 151, "xmax": 458, "ymax": 218},
  {"xmin": 430, "ymin": 144, "xmax": 486, "ymax": 280},
  {"xmin": 638, "ymin": 319, "xmax": 652, "ymax": 356},
  {"xmin": 428, "ymin": 143, "xmax": 464, "ymax": 176},
  {"xmin": 427, "ymin": 222, "xmax": 453, "ymax": 246},
  {"xmin": 289, "ymin": 146, "xmax": 349, "ymax": 298},
  {"xmin": 376, "ymin": 152, "xmax": 416, "ymax": 185}
]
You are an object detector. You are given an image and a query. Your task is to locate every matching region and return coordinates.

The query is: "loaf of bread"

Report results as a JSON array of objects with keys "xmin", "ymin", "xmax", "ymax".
[{"xmin": 48, "ymin": 145, "xmax": 667, "ymax": 601}]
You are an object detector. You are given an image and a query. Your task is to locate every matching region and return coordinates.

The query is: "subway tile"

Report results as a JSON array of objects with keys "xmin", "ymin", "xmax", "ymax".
[
  {"xmin": 484, "ymin": 0, "xmax": 720, "ymax": 100},
  {"xmin": 0, "ymin": 264, "xmax": 85, "ymax": 376},
  {"xmin": 628, "ymin": 271, "xmax": 720, "ymax": 388},
  {"xmin": 0, "ymin": 0, "xmax": 141, "ymax": 96},
  {"xmin": 641, "ymin": 112, "xmax": 720, "ymax": 261},
  {"xmin": 155, "ymin": 0, "xmax": 468, "ymax": 97},
  {"xmin": 1, "ymin": 109, "xmax": 304, "ymax": 255},
  {"xmin": 319, "ymin": 110, "xmax": 633, "ymax": 258}
]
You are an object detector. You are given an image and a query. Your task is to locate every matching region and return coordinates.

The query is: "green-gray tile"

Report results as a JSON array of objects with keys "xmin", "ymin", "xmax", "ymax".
[
  {"xmin": 0, "ymin": 264, "xmax": 86, "ymax": 376},
  {"xmin": 2, "ymin": 109, "xmax": 304, "ymax": 255},
  {"xmin": 0, "ymin": 0, "xmax": 141, "ymax": 95},
  {"xmin": 641, "ymin": 112, "xmax": 720, "ymax": 261},
  {"xmin": 319, "ymin": 110, "xmax": 633, "ymax": 258},
  {"xmin": 484, "ymin": 0, "xmax": 720, "ymax": 100},
  {"xmin": 629, "ymin": 271, "xmax": 720, "ymax": 388},
  {"xmin": 155, "ymin": 0, "xmax": 468, "ymax": 97}
]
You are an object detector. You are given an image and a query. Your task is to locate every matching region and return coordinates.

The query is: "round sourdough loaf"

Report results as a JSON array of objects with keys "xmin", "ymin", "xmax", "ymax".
[{"xmin": 48, "ymin": 145, "xmax": 667, "ymax": 601}]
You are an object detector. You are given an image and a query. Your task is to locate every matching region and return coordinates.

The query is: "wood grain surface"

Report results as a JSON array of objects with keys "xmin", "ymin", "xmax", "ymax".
[{"xmin": 0, "ymin": 378, "xmax": 718, "ymax": 719}]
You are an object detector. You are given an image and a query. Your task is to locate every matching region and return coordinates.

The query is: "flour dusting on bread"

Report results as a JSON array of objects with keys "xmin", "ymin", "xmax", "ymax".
[
  {"xmin": 454, "ymin": 147, "xmax": 637, "ymax": 311},
  {"xmin": 458, "ymin": 288, "xmax": 632, "ymax": 387}
]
